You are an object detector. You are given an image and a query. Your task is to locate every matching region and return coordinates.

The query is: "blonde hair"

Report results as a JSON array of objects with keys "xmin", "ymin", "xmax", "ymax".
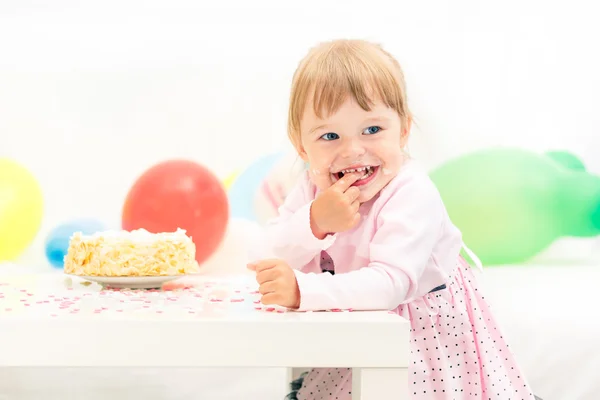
[{"xmin": 287, "ymin": 39, "xmax": 412, "ymax": 149}]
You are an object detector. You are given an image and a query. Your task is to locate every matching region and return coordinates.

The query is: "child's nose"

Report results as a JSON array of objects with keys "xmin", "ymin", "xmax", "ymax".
[{"xmin": 340, "ymin": 139, "xmax": 366, "ymax": 158}]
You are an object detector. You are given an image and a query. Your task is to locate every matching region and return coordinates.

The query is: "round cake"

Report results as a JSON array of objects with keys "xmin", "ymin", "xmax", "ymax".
[{"xmin": 64, "ymin": 228, "xmax": 200, "ymax": 277}]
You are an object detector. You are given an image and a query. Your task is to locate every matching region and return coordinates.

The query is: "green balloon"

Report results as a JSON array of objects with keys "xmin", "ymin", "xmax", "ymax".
[
  {"xmin": 545, "ymin": 150, "xmax": 586, "ymax": 171},
  {"xmin": 430, "ymin": 148, "xmax": 600, "ymax": 266}
]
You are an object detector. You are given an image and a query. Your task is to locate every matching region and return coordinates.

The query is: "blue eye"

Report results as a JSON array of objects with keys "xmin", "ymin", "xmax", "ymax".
[
  {"xmin": 363, "ymin": 126, "xmax": 381, "ymax": 135},
  {"xmin": 320, "ymin": 132, "xmax": 339, "ymax": 141}
]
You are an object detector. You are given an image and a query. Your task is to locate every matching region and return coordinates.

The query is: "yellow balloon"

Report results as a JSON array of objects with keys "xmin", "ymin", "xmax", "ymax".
[
  {"xmin": 0, "ymin": 159, "xmax": 44, "ymax": 261},
  {"xmin": 223, "ymin": 170, "xmax": 240, "ymax": 191}
]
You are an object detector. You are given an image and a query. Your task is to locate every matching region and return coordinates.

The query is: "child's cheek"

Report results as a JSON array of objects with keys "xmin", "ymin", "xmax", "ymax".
[{"xmin": 308, "ymin": 166, "xmax": 332, "ymax": 188}]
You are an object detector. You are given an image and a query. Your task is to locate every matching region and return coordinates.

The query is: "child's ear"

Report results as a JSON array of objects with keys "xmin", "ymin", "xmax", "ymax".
[
  {"xmin": 400, "ymin": 117, "xmax": 412, "ymax": 147},
  {"xmin": 296, "ymin": 145, "xmax": 309, "ymax": 162}
]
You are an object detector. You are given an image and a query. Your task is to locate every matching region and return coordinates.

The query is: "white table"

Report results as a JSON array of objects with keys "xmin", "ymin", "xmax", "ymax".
[{"xmin": 0, "ymin": 273, "xmax": 410, "ymax": 399}]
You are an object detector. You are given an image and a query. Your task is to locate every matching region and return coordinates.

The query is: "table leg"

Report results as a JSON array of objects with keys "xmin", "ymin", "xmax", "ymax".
[
  {"xmin": 285, "ymin": 368, "xmax": 293, "ymax": 396},
  {"xmin": 352, "ymin": 368, "xmax": 408, "ymax": 399}
]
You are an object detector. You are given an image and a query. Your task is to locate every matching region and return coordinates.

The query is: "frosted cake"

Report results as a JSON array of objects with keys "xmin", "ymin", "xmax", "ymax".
[{"xmin": 64, "ymin": 228, "xmax": 200, "ymax": 277}]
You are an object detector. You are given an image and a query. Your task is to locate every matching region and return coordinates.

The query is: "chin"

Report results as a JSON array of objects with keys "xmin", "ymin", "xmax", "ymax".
[
  {"xmin": 358, "ymin": 188, "xmax": 379, "ymax": 203},
  {"xmin": 357, "ymin": 178, "xmax": 393, "ymax": 203}
]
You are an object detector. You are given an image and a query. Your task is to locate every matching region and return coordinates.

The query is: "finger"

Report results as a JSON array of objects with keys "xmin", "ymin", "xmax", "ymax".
[
  {"xmin": 256, "ymin": 268, "xmax": 280, "ymax": 285},
  {"xmin": 350, "ymin": 199, "xmax": 360, "ymax": 214},
  {"xmin": 249, "ymin": 259, "xmax": 281, "ymax": 273},
  {"xmin": 259, "ymin": 281, "xmax": 277, "ymax": 295},
  {"xmin": 260, "ymin": 293, "xmax": 280, "ymax": 306},
  {"xmin": 345, "ymin": 186, "xmax": 361, "ymax": 201},
  {"xmin": 332, "ymin": 172, "xmax": 361, "ymax": 192}
]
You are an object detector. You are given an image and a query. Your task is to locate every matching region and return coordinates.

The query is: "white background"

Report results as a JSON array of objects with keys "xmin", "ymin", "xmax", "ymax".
[
  {"xmin": 1, "ymin": 0, "xmax": 599, "ymax": 267},
  {"xmin": 1, "ymin": 3, "xmax": 600, "ymax": 399}
]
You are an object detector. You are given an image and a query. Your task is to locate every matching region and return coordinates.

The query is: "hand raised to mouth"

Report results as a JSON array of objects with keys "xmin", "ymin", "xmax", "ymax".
[{"xmin": 310, "ymin": 172, "xmax": 362, "ymax": 239}]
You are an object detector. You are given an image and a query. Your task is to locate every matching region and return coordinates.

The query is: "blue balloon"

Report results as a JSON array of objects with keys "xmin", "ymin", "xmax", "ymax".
[
  {"xmin": 45, "ymin": 219, "xmax": 106, "ymax": 268},
  {"xmin": 228, "ymin": 152, "xmax": 285, "ymax": 221}
]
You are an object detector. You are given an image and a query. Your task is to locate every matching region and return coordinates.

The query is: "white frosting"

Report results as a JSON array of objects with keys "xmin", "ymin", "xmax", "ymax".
[{"xmin": 75, "ymin": 228, "xmax": 191, "ymax": 244}]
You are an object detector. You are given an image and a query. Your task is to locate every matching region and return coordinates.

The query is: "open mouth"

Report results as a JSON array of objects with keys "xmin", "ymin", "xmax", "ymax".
[{"xmin": 332, "ymin": 166, "xmax": 379, "ymax": 186}]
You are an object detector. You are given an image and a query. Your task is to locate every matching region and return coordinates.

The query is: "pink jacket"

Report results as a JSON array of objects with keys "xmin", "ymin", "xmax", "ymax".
[{"xmin": 249, "ymin": 159, "xmax": 469, "ymax": 312}]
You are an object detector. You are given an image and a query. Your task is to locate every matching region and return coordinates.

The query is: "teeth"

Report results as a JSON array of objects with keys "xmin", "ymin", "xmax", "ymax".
[
  {"xmin": 335, "ymin": 166, "xmax": 375, "ymax": 180},
  {"xmin": 341, "ymin": 166, "xmax": 370, "ymax": 174}
]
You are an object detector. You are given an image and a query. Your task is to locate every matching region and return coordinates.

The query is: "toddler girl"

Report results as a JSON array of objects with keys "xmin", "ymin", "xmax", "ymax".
[{"xmin": 248, "ymin": 39, "xmax": 538, "ymax": 400}]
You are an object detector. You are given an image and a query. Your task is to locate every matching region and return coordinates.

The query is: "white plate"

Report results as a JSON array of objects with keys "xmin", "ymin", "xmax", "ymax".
[{"xmin": 66, "ymin": 274, "xmax": 189, "ymax": 289}]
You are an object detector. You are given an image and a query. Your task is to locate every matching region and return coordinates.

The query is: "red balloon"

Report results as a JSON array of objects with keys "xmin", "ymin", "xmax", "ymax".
[{"xmin": 122, "ymin": 160, "xmax": 229, "ymax": 266}]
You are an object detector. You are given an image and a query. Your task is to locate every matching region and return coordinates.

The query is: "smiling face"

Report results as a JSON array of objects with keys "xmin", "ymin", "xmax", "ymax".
[
  {"xmin": 298, "ymin": 97, "xmax": 410, "ymax": 203},
  {"xmin": 287, "ymin": 39, "xmax": 412, "ymax": 203}
]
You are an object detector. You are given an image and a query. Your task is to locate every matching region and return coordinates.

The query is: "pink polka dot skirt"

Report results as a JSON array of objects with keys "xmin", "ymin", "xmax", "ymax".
[{"xmin": 290, "ymin": 260, "xmax": 538, "ymax": 400}]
